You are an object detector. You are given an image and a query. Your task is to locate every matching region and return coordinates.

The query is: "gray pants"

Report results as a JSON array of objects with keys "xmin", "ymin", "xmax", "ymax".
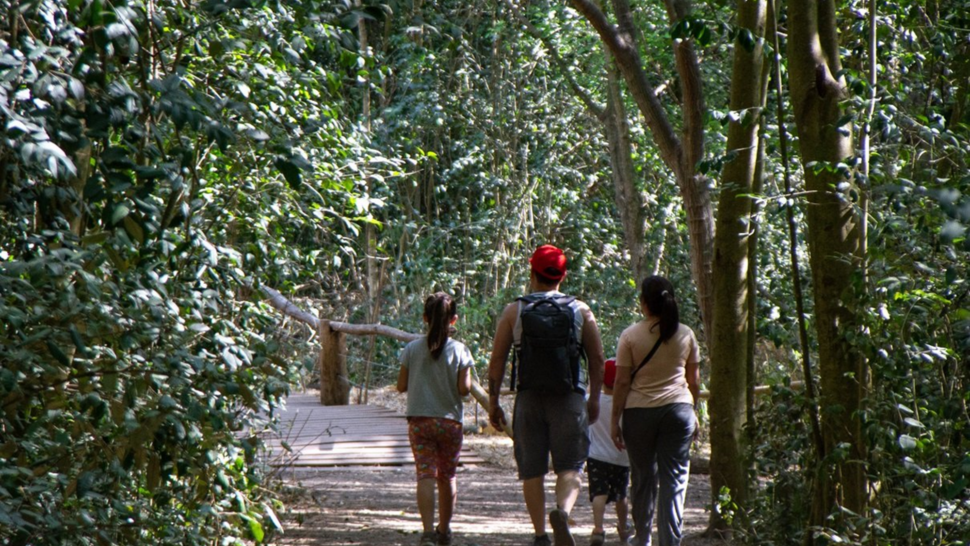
[{"xmin": 622, "ymin": 403, "xmax": 695, "ymax": 546}]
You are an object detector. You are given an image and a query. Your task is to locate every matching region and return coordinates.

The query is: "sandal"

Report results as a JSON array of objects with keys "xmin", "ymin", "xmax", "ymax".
[
  {"xmin": 549, "ymin": 509, "xmax": 575, "ymax": 546},
  {"xmin": 589, "ymin": 531, "xmax": 606, "ymax": 546},
  {"xmin": 617, "ymin": 523, "xmax": 633, "ymax": 544},
  {"xmin": 436, "ymin": 526, "xmax": 453, "ymax": 546},
  {"xmin": 419, "ymin": 531, "xmax": 437, "ymax": 546}
]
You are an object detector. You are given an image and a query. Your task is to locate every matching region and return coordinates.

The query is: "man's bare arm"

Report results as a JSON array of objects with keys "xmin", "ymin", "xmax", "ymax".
[
  {"xmin": 487, "ymin": 303, "xmax": 517, "ymax": 429},
  {"xmin": 581, "ymin": 307, "xmax": 606, "ymax": 399},
  {"xmin": 581, "ymin": 306, "xmax": 605, "ymax": 424},
  {"xmin": 488, "ymin": 303, "xmax": 517, "ymax": 399}
]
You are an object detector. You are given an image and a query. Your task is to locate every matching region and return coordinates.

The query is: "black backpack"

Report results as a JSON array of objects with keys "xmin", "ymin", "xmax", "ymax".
[{"xmin": 512, "ymin": 294, "xmax": 583, "ymax": 394}]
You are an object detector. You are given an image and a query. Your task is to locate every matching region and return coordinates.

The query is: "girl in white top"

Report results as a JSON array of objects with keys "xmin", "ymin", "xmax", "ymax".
[{"xmin": 397, "ymin": 292, "xmax": 473, "ymax": 546}]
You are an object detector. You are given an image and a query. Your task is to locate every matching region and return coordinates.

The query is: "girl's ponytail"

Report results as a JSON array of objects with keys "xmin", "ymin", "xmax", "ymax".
[
  {"xmin": 640, "ymin": 275, "xmax": 680, "ymax": 342},
  {"xmin": 425, "ymin": 292, "xmax": 457, "ymax": 359}
]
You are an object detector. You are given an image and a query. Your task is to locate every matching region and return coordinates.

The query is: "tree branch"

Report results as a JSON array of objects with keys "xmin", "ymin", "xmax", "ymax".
[
  {"xmin": 260, "ymin": 286, "xmax": 420, "ymax": 343},
  {"xmin": 570, "ymin": 0, "xmax": 683, "ymax": 171},
  {"xmin": 663, "ymin": 0, "xmax": 706, "ymax": 172},
  {"xmin": 499, "ymin": 0, "xmax": 606, "ymax": 119}
]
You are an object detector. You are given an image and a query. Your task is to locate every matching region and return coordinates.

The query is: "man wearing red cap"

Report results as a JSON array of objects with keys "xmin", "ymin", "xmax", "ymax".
[{"xmin": 488, "ymin": 245, "xmax": 606, "ymax": 546}]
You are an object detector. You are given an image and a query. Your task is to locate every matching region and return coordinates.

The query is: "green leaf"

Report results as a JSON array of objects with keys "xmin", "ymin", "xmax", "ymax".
[
  {"xmin": 70, "ymin": 326, "xmax": 93, "ymax": 358},
  {"xmin": 264, "ymin": 504, "xmax": 284, "ymax": 532},
  {"xmin": 81, "ymin": 231, "xmax": 110, "ymax": 247},
  {"xmin": 159, "ymin": 395, "xmax": 178, "ymax": 411},
  {"xmin": 944, "ymin": 478, "xmax": 968, "ymax": 499},
  {"xmin": 123, "ymin": 216, "xmax": 145, "ymax": 245},
  {"xmin": 275, "ymin": 158, "xmax": 302, "ymax": 188},
  {"xmin": 248, "ymin": 516, "xmax": 265, "ymax": 543},
  {"xmin": 737, "ymin": 28, "xmax": 755, "ymax": 52},
  {"xmin": 898, "ymin": 434, "xmax": 918, "ymax": 450},
  {"xmin": 695, "ymin": 24, "xmax": 713, "ymax": 47},
  {"xmin": 835, "ymin": 113, "xmax": 855, "ymax": 127},
  {"xmin": 670, "ymin": 20, "xmax": 690, "ymax": 40},
  {"xmin": 110, "ymin": 204, "xmax": 130, "ymax": 225},
  {"xmin": 47, "ymin": 340, "xmax": 71, "ymax": 367}
]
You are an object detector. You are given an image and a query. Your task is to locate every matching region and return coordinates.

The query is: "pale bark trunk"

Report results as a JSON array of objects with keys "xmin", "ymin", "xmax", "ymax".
[
  {"xmin": 604, "ymin": 60, "xmax": 649, "ymax": 281},
  {"xmin": 357, "ymin": 9, "xmax": 382, "ymax": 404},
  {"xmin": 787, "ymin": 0, "xmax": 868, "ymax": 527}
]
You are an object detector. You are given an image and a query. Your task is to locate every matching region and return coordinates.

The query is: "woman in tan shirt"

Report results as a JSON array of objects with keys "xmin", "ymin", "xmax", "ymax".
[{"xmin": 610, "ymin": 276, "xmax": 700, "ymax": 546}]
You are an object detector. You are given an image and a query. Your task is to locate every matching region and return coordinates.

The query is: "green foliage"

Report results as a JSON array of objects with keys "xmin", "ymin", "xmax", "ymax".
[
  {"xmin": 0, "ymin": 0, "xmax": 387, "ymax": 543},
  {"xmin": 738, "ymin": 0, "xmax": 970, "ymax": 543},
  {"xmin": 330, "ymin": 0, "xmax": 671, "ymax": 387},
  {"xmin": 0, "ymin": 230, "xmax": 292, "ymax": 545},
  {"xmin": 745, "ymin": 384, "xmax": 817, "ymax": 545},
  {"xmin": 1, "ymin": 0, "xmax": 966, "ymax": 545}
]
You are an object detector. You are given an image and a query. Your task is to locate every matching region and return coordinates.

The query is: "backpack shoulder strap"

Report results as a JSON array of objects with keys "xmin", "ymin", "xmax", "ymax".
[
  {"xmin": 630, "ymin": 337, "xmax": 663, "ymax": 381},
  {"xmin": 553, "ymin": 295, "xmax": 576, "ymax": 306},
  {"xmin": 517, "ymin": 294, "xmax": 575, "ymax": 307}
]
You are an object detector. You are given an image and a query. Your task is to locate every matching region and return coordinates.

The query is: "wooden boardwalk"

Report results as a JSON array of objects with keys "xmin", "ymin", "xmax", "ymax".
[{"xmin": 260, "ymin": 393, "xmax": 484, "ymax": 467}]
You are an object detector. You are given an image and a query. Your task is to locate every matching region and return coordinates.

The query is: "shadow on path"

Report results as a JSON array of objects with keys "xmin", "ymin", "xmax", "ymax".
[{"xmin": 274, "ymin": 464, "xmax": 717, "ymax": 546}]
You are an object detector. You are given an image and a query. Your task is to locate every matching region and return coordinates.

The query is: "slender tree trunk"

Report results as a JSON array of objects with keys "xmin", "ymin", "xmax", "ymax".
[
  {"xmin": 357, "ymin": 10, "xmax": 381, "ymax": 404},
  {"xmin": 768, "ymin": 0, "xmax": 825, "ymax": 462},
  {"xmin": 500, "ymin": 0, "xmax": 650, "ymax": 282},
  {"xmin": 603, "ymin": 60, "xmax": 649, "ymax": 281},
  {"xmin": 787, "ymin": 0, "xmax": 868, "ymax": 530},
  {"xmin": 707, "ymin": 0, "xmax": 768, "ymax": 532},
  {"xmin": 745, "ymin": 7, "xmax": 774, "ymax": 498}
]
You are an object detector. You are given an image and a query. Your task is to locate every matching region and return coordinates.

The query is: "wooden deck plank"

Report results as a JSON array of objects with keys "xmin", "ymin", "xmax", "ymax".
[
  {"xmin": 264, "ymin": 446, "xmax": 480, "ymax": 456},
  {"xmin": 263, "ymin": 442, "xmax": 480, "ymax": 454},
  {"xmin": 261, "ymin": 392, "xmax": 481, "ymax": 468}
]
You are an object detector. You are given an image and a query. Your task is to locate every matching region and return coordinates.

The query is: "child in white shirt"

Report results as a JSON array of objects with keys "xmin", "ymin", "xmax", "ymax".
[{"xmin": 586, "ymin": 358, "xmax": 631, "ymax": 545}]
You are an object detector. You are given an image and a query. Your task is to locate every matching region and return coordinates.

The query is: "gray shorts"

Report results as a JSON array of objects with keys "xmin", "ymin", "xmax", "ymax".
[{"xmin": 512, "ymin": 390, "xmax": 590, "ymax": 480}]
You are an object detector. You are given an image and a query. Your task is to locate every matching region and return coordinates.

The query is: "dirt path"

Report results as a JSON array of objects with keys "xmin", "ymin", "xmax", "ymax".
[
  {"xmin": 273, "ymin": 450, "xmax": 717, "ymax": 546},
  {"xmin": 272, "ymin": 389, "xmax": 719, "ymax": 546}
]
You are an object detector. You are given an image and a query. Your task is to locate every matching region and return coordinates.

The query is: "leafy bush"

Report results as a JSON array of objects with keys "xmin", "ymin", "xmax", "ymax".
[
  {"xmin": 0, "ymin": 0, "xmax": 365, "ymax": 543},
  {"xmin": 0, "ymin": 227, "xmax": 294, "ymax": 545}
]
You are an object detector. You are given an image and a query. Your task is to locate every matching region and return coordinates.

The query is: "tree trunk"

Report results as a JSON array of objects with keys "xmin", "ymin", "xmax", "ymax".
[
  {"xmin": 603, "ymin": 59, "xmax": 649, "ymax": 281},
  {"xmin": 786, "ymin": 0, "xmax": 868, "ymax": 529},
  {"xmin": 570, "ymin": 0, "xmax": 714, "ymax": 339},
  {"xmin": 707, "ymin": 0, "xmax": 768, "ymax": 531}
]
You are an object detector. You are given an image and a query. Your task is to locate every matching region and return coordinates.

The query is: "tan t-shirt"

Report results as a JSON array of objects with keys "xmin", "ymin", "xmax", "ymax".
[{"xmin": 615, "ymin": 321, "xmax": 699, "ymax": 408}]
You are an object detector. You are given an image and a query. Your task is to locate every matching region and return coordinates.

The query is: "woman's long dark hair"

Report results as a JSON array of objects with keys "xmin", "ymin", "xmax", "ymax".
[
  {"xmin": 641, "ymin": 275, "xmax": 680, "ymax": 342},
  {"xmin": 425, "ymin": 292, "xmax": 457, "ymax": 359}
]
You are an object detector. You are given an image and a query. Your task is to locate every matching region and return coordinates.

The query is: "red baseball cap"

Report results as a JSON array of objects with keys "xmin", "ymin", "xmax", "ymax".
[
  {"xmin": 604, "ymin": 358, "xmax": 617, "ymax": 388},
  {"xmin": 530, "ymin": 245, "xmax": 567, "ymax": 281}
]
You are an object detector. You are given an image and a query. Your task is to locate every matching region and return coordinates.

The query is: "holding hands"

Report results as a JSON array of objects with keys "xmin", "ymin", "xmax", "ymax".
[{"xmin": 488, "ymin": 402, "xmax": 507, "ymax": 431}]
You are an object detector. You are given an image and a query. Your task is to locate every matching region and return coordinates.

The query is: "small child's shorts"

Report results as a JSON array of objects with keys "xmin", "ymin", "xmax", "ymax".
[
  {"xmin": 586, "ymin": 457, "xmax": 630, "ymax": 503},
  {"xmin": 407, "ymin": 416, "xmax": 463, "ymax": 481}
]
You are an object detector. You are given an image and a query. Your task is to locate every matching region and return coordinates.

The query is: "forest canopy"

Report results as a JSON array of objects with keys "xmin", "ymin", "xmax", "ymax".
[{"xmin": 0, "ymin": 0, "xmax": 967, "ymax": 545}]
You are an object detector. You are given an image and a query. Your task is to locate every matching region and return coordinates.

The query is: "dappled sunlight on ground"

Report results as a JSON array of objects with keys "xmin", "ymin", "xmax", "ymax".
[{"xmin": 271, "ymin": 388, "xmax": 720, "ymax": 546}]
